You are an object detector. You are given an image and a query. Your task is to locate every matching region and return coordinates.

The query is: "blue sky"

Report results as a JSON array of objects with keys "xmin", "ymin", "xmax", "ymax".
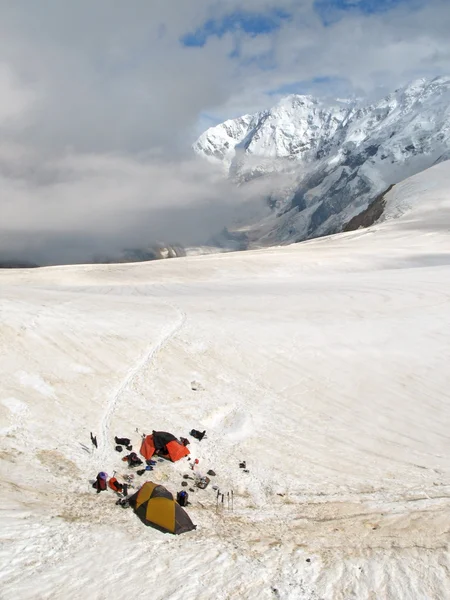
[
  {"xmin": 266, "ymin": 76, "xmax": 351, "ymax": 98},
  {"xmin": 181, "ymin": 0, "xmax": 423, "ymax": 46},
  {"xmin": 181, "ymin": 9, "xmax": 290, "ymax": 47},
  {"xmin": 314, "ymin": 0, "xmax": 423, "ymax": 25}
]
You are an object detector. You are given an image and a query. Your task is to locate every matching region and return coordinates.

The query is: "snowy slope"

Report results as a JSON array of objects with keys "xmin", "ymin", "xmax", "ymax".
[
  {"xmin": 1, "ymin": 161, "xmax": 450, "ymax": 599},
  {"xmin": 195, "ymin": 77, "xmax": 450, "ymax": 246}
]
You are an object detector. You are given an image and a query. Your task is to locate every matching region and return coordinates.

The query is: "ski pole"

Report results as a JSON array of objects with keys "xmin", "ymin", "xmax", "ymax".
[
  {"xmin": 231, "ymin": 490, "xmax": 234, "ymax": 511},
  {"xmin": 227, "ymin": 492, "xmax": 230, "ymax": 510}
]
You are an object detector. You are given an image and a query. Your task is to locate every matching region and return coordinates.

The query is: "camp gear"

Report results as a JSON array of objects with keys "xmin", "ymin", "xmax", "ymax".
[
  {"xmin": 207, "ymin": 470, "xmax": 216, "ymax": 476},
  {"xmin": 90, "ymin": 432, "xmax": 98, "ymax": 448},
  {"xmin": 190, "ymin": 429, "xmax": 206, "ymax": 441},
  {"xmin": 145, "ymin": 465, "xmax": 153, "ymax": 471},
  {"xmin": 190, "ymin": 459, "xmax": 199, "ymax": 471},
  {"xmin": 180, "ymin": 437, "xmax": 190, "ymax": 446},
  {"xmin": 243, "ymin": 469, "xmax": 249, "ymax": 473},
  {"xmin": 123, "ymin": 483, "xmax": 128, "ymax": 496},
  {"xmin": 126, "ymin": 445, "xmax": 132, "ymax": 451},
  {"xmin": 195, "ymin": 476, "xmax": 210, "ymax": 490},
  {"xmin": 116, "ymin": 498, "xmax": 130, "ymax": 508},
  {"xmin": 93, "ymin": 473, "xmax": 108, "ymax": 493},
  {"xmin": 136, "ymin": 469, "xmax": 146, "ymax": 476},
  {"xmin": 109, "ymin": 477, "xmax": 123, "ymax": 493},
  {"xmin": 115, "ymin": 436, "xmax": 131, "ymax": 446},
  {"xmin": 128, "ymin": 482, "xmax": 196, "ymax": 534},
  {"xmin": 122, "ymin": 452, "xmax": 142, "ymax": 468},
  {"xmin": 115, "ymin": 445, "xmax": 123, "ymax": 452},
  {"xmin": 239, "ymin": 461, "xmax": 246, "ymax": 469},
  {"xmin": 140, "ymin": 432, "xmax": 190, "ymax": 463},
  {"xmin": 181, "ymin": 481, "xmax": 188, "ymax": 487},
  {"xmin": 176, "ymin": 491, "xmax": 189, "ymax": 507}
]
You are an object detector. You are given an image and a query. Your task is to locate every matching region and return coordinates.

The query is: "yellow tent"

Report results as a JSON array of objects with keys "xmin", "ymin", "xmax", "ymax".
[{"xmin": 129, "ymin": 482, "xmax": 196, "ymax": 534}]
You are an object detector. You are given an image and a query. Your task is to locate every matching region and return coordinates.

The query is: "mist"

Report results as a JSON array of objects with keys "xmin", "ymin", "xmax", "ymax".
[{"xmin": 0, "ymin": 150, "xmax": 275, "ymax": 266}]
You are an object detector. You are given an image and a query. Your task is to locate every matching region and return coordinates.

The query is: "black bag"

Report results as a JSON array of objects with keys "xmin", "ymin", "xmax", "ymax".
[
  {"xmin": 177, "ymin": 491, "xmax": 189, "ymax": 507},
  {"xmin": 190, "ymin": 429, "xmax": 206, "ymax": 441},
  {"xmin": 115, "ymin": 436, "xmax": 131, "ymax": 446},
  {"xmin": 115, "ymin": 445, "xmax": 123, "ymax": 452}
]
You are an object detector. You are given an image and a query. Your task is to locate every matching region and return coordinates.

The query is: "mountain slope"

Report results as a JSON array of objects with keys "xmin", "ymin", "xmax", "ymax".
[{"xmin": 195, "ymin": 77, "xmax": 450, "ymax": 246}]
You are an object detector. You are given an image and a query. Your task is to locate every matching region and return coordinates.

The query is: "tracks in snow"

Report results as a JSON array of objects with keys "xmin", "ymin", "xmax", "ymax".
[{"xmin": 95, "ymin": 305, "xmax": 186, "ymax": 464}]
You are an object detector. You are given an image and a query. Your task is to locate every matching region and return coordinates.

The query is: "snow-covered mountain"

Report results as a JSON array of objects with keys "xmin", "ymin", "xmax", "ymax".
[{"xmin": 194, "ymin": 77, "xmax": 450, "ymax": 246}]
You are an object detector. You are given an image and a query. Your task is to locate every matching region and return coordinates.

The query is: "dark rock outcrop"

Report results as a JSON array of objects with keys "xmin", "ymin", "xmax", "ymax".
[{"xmin": 343, "ymin": 185, "xmax": 394, "ymax": 232}]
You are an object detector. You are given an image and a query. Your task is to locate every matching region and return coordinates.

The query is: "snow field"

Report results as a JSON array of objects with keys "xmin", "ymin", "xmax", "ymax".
[{"xmin": 1, "ymin": 162, "xmax": 450, "ymax": 599}]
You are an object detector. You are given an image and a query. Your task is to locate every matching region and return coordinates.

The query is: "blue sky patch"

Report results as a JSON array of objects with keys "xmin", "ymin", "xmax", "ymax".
[
  {"xmin": 181, "ymin": 9, "xmax": 290, "ymax": 47},
  {"xmin": 267, "ymin": 76, "xmax": 350, "ymax": 97},
  {"xmin": 314, "ymin": 0, "xmax": 422, "ymax": 25}
]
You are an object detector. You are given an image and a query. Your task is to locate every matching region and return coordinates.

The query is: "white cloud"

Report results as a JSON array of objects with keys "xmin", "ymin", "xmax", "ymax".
[{"xmin": 0, "ymin": 63, "xmax": 37, "ymax": 125}]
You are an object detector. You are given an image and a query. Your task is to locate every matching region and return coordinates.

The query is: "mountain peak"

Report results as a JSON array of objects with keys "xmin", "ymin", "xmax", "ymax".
[{"xmin": 194, "ymin": 76, "xmax": 450, "ymax": 247}]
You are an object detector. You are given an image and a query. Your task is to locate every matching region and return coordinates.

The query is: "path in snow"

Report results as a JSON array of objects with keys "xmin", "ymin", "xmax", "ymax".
[{"xmin": 95, "ymin": 303, "xmax": 186, "ymax": 465}]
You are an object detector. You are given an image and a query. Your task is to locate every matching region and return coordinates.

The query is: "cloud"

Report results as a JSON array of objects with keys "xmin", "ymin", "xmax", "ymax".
[
  {"xmin": 0, "ymin": 0, "xmax": 448, "ymax": 265},
  {"xmin": 0, "ymin": 150, "xmax": 275, "ymax": 265},
  {"xmin": 0, "ymin": 63, "xmax": 37, "ymax": 125}
]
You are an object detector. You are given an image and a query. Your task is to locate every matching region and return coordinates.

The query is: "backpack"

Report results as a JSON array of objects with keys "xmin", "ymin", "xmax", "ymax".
[
  {"xmin": 190, "ymin": 429, "xmax": 206, "ymax": 441},
  {"xmin": 176, "ymin": 491, "xmax": 188, "ymax": 507}
]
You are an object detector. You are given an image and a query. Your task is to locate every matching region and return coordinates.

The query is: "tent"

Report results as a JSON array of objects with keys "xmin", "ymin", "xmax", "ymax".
[
  {"xmin": 128, "ymin": 482, "xmax": 196, "ymax": 534},
  {"xmin": 140, "ymin": 431, "xmax": 190, "ymax": 462}
]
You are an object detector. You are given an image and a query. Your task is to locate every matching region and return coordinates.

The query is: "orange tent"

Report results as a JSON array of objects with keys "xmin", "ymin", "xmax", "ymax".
[
  {"xmin": 166, "ymin": 440, "xmax": 190, "ymax": 462},
  {"xmin": 140, "ymin": 435, "xmax": 156, "ymax": 460},
  {"xmin": 140, "ymin": 432, "xmax": 190, "ymax": 462}
]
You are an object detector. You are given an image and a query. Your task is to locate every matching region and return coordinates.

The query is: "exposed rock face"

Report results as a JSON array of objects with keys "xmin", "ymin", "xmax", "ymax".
[{"xmin": 343, "ymin": 185, "xmax": 394, "ymax": 232}]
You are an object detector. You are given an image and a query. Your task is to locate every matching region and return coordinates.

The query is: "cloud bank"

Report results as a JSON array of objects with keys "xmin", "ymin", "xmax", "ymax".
[{"xmin": 0, "ymin": 0, "xmax": 448, "ymax": 264}]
